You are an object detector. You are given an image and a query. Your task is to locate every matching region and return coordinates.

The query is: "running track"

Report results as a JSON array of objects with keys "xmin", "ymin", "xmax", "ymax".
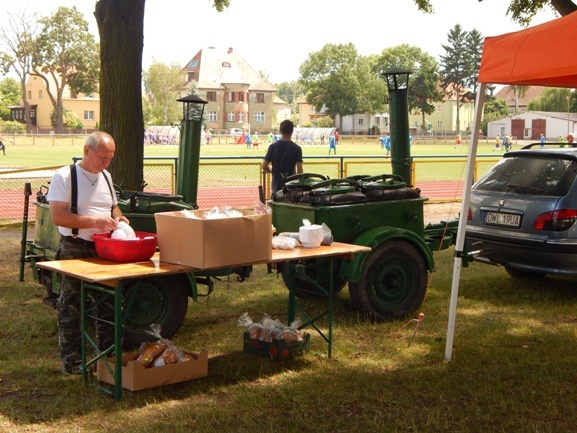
[{"xmin": 2, "ymin": 181, "xmax": 464, "ymax": 222}]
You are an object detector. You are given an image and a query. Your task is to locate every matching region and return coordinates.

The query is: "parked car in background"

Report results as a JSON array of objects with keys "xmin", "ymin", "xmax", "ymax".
[
  {"xmin": 466, "ymin": 144, "xmax": 577, "ymax": 278},
  {"xmin": 229, "ymin": 128, "xmax": 244, "ymax": 138}
]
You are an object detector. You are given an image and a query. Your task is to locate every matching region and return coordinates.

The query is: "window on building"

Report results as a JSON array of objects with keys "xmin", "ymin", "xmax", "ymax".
[
  {"xmin": 254, "ymin": 111, "xmax": 265, "ymax": 123},
  {"xmin": 256, "ymin": 93, "xmax": 264, "ymax": 103},
  {"xmin": 38, "ymin": 90, "xmax": 43, "ymax": 99},
  {"xmin": 227, "ymin": 92, "xmax": 235, "ymax": 102},
  {"xmin": 228, "ymin": 111, "xmax": 235, "ymax": 122},
  {"xmin": 207, "ymin": 111, "xmax": 217, "ymax": 122},
  {"xmin": 238, "ymin": 92, "xmax": 244, "ymax": 102},
  {"xmin": 187, "ymin": 59, "xmax": 199, "ymax": 68},
  {"xmin": 238, "ymin": 112, "xmax": 244, "ymax": 122},
  {"xmin": 84, "ymin": 111, "xmax": 95, "ymax": 121},
  {"xmin": 85, "ymin": 93, "xmax": 94, "ymax": 99},
  {"xmin": 27, "ymin": 91, "xmax": 31, "ymax": 100},
  {"xmin": 358, "ymin": 118, "xmax": 364, "ymax": 126},
  {"xmin": 207, "ymin": 91, "xmax": 217, "ymax": 102},
  {"xmin": 375, "ymin": 117, "xmax": 380, "ymax": 125},
  {"xmin": 187, "ymin": 71, "xmax": 195, "ymax": 81},
  {"xmin": 70, "ymin": 92, "xmax": 77, "ymax": 99},
  {"xmin": 438, "ymin": 121, "xmax": 443, "ymax": 127}
]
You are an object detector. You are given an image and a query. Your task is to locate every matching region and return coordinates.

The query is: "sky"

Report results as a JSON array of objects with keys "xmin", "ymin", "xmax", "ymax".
[{"xmin": 2, "ymin": 0, "xmax": 559, "ymax": 84}]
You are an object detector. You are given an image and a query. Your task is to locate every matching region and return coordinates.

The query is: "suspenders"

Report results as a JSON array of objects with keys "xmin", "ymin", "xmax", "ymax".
[{"xmin": 69, "ymin": 163, "xmax": 115, "ymax": 237}]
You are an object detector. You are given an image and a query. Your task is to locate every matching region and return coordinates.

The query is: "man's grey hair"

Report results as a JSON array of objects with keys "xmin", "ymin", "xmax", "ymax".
[{"xmin": 85, "ymin": 131, "xmax": 113, "ymax": 150}]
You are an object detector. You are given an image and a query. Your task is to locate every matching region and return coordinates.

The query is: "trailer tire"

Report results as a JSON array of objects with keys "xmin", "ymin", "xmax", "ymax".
[
  {"xmin": 122, "ymin": 274, "xmax": 189, "ymax": 347},
  {"xmin": 349, "ymin": 240, "xmax": 427, "ymax": 321},
  {"xmin": 281, "ymin": 258, "xmax": 347, "ymax": 298}
]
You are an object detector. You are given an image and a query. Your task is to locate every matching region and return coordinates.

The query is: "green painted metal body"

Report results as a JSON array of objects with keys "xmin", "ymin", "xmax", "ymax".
[
  {"xmin": 271, "ymin": 197, "xmax": 427, "ymax": 243},
  {"xmin": 270, "ymin": 197, "xmax": 436, "ymax": 285},
  {"xmin": 389, "ymin": 88, "xmax": 412, "ymax": 185},
  {"xmin": 177, "ymin": 118, "xmax": 202, "ymax": 207}
]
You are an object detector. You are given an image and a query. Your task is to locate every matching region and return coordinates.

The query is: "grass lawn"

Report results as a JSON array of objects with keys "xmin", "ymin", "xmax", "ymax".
[
  {"xmin": 0, "ymin": 135, "xmax": 516, "ymax": 170},
  {"xmin": 2, "ymin": 224, "xmax": 577, "ymax": 432}
]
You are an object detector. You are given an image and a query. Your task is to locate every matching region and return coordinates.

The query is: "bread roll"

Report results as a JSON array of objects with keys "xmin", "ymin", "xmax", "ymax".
[{"xmin": 136, "ymin": 341, "xmax": 167, "ymax": 368}]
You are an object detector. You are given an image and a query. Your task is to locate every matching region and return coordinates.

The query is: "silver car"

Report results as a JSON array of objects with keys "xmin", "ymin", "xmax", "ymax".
[{"xmin": 466, "ymin": 144, "xmax": 577, "ymax": 278}]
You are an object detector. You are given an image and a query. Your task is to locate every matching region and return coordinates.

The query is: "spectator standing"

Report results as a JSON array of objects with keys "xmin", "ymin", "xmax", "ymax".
[
  {"xmin": 267, "ymin": 132, "xmax": 273, "ymax": 147},
  {"xmin": 252, "ymin": 131, "xmax": 259, "ymax": 149},
  {"xmin": 0, "ymin": 132, "xmax": 5, "ymax": 155},
  {"xmin": 540, "ymin": 134, "xmax": 546, "ymax": 148},
  {"xmin": 245, "ymin": 132, "xmax": 252, "ymax": 150},
  {"xmin": 334, "ymin": 130, "xmax": 340, "ymax": 146},
  {"xmin": 454, "ymin": 134, "xmax": 462, "ymax": 149},
  {"xmin": 494, "ymin": 135, "xmax": 501, "ymax": 151},
  {"xmin": 505, "ymin": 134, "xmax": 513, "ymax": 151},
  {"xmin": 328, "ymin": 135, "xmax": 336, "ymax": 155},
  {"xmin": 384, "ymin": 133, "xmax": 391, "ymax": 156},
  {"xmin": 205, "ymin": 129, "xmax": 212, "ymax": 145},
  {"xmin": 261, "ymin": 120, "xmax": 303, "ymax": 193}
]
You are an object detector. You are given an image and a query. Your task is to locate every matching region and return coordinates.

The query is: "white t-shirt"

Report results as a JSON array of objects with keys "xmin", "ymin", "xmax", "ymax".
[{"xmin": 46, "ymin": 162, "xmax": 118, "ymax": 241}]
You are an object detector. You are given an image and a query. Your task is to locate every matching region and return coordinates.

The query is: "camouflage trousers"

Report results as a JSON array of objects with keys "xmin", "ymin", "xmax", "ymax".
[{"xmin": 56, "ymin": 237, "xmax": 115, "ymax": 368}]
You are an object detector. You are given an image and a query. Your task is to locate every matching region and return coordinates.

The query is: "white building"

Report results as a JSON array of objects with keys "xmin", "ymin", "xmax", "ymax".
[{"xmin": 487, "ymin": 111, "xmax": 577, "ymax": 140}]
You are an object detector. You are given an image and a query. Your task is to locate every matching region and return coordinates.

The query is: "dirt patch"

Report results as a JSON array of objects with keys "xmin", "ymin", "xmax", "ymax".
[{"xmin": 423, "ymin": 201, "xmax": 462, "ymax": 224}]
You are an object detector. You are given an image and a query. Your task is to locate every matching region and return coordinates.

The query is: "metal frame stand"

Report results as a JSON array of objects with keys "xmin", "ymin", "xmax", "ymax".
[
  {"xmin": 80, "ymin": 281, "xmax": 137, "ymax": 400},
  {"xmin": 285, "ymin": 257, "xmax": 335, "ymax": 358}
]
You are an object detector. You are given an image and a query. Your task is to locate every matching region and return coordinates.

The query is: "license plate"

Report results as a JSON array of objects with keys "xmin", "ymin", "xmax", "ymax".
[{"xmin": 485, "ymin": 211, "xmax": 521, "ymax": 227}]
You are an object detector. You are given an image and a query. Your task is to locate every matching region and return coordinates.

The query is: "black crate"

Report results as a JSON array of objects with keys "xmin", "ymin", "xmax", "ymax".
[{"xmin": 243, "ymin": 332, "xmax": 310, "ymax": 358}]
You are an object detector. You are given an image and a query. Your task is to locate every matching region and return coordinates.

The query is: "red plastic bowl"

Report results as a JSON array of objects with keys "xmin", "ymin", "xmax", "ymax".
[{"xmin": 92, "ymin": 231, "xmax": 157, "ymax": 262}]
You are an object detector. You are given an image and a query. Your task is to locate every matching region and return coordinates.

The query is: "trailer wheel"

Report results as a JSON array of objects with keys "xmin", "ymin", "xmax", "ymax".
[
  {"xmin": 349, "ymin": 240, "xmax": 427, "ymax": 321},
  {"xmin": 281, "ymin": 258, "xmax": 347, "ymax": 298},
  {"xmin": 122, "ymin": 274, "xmax": 189, "ymax": 347}
]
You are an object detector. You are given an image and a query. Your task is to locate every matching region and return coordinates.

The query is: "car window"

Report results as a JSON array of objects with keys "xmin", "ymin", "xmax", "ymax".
[{"xmin": 474, "ymin": 155, "xmax": 577, "ymax": 196}]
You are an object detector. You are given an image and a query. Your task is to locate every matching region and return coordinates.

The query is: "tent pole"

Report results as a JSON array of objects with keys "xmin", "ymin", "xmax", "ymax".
[{"xmin": 444, "ymin": 83, "xmax": 487, "ymax": 362}]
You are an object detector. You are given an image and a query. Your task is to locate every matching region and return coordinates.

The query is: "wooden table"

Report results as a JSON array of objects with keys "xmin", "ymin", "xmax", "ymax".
[{"xmin": 37, "ymin": 242, "xmax": 370, "ymax": 399}]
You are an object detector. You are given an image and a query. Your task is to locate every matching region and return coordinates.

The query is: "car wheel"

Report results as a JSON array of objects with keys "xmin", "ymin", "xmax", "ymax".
[
  {"xmin": 349, "ymin": 240, "xmax": 428, "ymax": 321},
  {"xmin": 122, "ymin": 274, "xmax": 189, "ymax": 347}
]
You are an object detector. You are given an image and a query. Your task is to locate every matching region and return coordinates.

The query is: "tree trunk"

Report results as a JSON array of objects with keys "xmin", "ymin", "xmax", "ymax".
[
  {"xmin": 552, "ymin": 0, "xmax": 577, "ymax": 16},
  {"xmin": 94, "ymin": 0, "xmax": 145, "ymax": 190},
  {"xmin": 20, "ymin": 80, "xmax": 32, "ymax": 133}
]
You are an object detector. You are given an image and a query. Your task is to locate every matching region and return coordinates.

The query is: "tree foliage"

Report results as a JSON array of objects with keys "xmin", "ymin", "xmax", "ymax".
[
  {"xmin": 276, "ymin": 81, "xmax": 304, "ymax": 105},
  {"xmin": 481, "ymin": 97, "xmax": 510, "ymax": 134},
  {"xmin": 0, "ymin": 10, "xmax": 39, "ymax": 132},
  {"xmin": 0, "ymin": 77, "xmax": 21, "ymax": 120},
  {"xmin": 375, "ymin": 44, "xmax": 443, "ymax": 133},
  {"xmin": 34, "ymin": 6, "xmax": 100, "ymax": 133},
  {"xmin": 299, "ymin": 43, "xmax": 387, "ymax": 130},
  {"xmin": 411, "ymin": 0, "xmax": 576, "ymax": 25},
  {"xmin": 439, "ymin": 24, "xmax": 482, "ymax": 133},
  {"xmin": 95, "ymin": 0, "xmax": 228, "ymax": 189},
  {"xmin": 527, "ymin": 88, "xmax": 575, "ymax": 111},
  {"xmin": 143, "ymin": 61, "xmax": 186, "ymax": 126}
]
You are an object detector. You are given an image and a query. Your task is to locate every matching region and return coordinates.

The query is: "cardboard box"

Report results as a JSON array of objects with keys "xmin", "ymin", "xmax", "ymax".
[
  {"xmin": 243, "ymin": 332, "xmax": 310, "ymax": 358},
  {"xmin": 155, "ymin": 209, "xmax": 272, "ymax": 269},
  {"xmin": 96, "ymin": 350, "xmax": 208, "ymax": 391}
]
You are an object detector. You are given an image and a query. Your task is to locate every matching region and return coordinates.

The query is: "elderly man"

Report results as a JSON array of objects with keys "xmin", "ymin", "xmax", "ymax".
[{"xmin": 47, "ymin": 131, "xmax": 129, "ymax": 374}]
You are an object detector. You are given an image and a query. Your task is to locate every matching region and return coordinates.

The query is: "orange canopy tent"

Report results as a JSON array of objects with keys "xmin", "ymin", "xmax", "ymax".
[{"xmin": 445, "ymin": 12, "xmax": 577, "ymax": 361}]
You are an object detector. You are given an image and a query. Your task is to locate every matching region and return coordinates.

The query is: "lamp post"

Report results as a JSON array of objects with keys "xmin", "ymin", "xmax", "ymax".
[
  {"xmin": 380, "ymin": 67, "xmax": 412, "ymax": 185},
  {"xmin": 176, "ymin": 94, "xmax": 207, "ymax": 207}
]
